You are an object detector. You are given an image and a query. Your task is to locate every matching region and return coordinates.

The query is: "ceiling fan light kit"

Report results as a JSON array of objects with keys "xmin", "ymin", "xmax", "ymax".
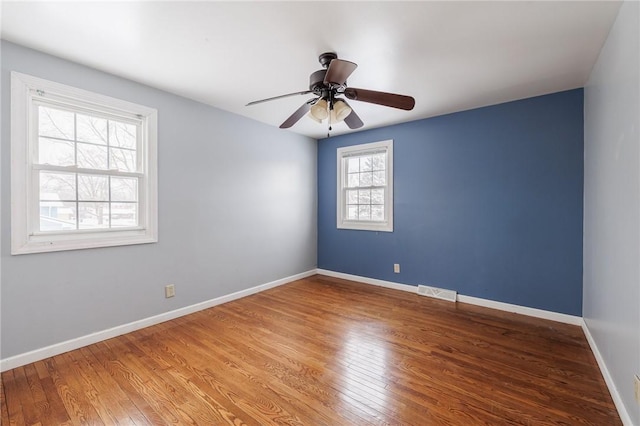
[
  {"xmin": 333, "ymin": 100, "xmax": 352, "ymax": 121},
  {"xmin": 310, "ymin": 98, "xmax": 329, "ymax": 120},
  {"xmin": 309, "ymin": 99, "xmax": 351, "ymax": 124},
  {"xmin": 246, "ymin": 52, "xmax": 416, "ymax": 134}
]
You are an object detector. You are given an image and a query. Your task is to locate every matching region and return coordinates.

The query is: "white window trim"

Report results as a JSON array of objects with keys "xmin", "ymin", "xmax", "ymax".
[
  {"xmin": 11, "ymin": 72, "xmax": 158, "ymax": 255},
  {"xmin": 336, "ymin": 140, "xmax": 394, "ymax": 232}
]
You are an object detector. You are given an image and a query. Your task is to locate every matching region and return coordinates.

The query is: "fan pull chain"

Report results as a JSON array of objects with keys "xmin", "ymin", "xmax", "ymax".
[{"xmin": 327, "ymin": 98, "xmax": 332, "ymax": 137}]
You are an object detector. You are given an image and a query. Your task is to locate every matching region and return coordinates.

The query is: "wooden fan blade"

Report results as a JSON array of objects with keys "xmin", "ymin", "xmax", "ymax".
[
  {"xmin": 247, "ymin": 90, "xmax": 312, "ymax": 106},
  {"xmin": 341, "ymin": 100, "xmax": 364, "ymax": 129},
  {"xmin": 324, "ymin": 59, "xmax": 357, "ymax": 86},
  {"xmin": 344, "ymin": 88, "xmax": 415, "ymax": 110},
  {"xmin": 279, "ymin": 99, "xmax": 315, "ymax": 128}
]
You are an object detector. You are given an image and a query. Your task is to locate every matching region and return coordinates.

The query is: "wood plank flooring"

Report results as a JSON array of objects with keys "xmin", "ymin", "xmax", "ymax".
[{"xmin": 2, "ymin": 275, "xmax": 621, "ymax": 425}]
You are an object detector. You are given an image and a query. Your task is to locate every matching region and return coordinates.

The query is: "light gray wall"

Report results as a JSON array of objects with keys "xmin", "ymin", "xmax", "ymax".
[
  {"xmin": 0, "ymin": 41, "xmax": 317, "ymax": 359},
  {"xmin": 583, "ymin": 2, "xmax": 640, "ymax": 424}
]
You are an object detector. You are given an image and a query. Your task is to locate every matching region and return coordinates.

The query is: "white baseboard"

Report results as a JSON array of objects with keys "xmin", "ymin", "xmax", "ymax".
[
  {"xmin": 581, "ymin": 320, "xmax": 633, "ymax": 426},
  {"xmin": 456, "ymin": 294, "xmax": 583, "ymax": 325},
  {"xmin": 0, "ymin": 269, "xmax": 316, "ymax": 372},
  {"xmin": 316, "ymin": 269, "xmax": 582, "ymax": 325},
  {"xmin": 317, "ymin": 269, "xmax": 417, "ymax": 293}
]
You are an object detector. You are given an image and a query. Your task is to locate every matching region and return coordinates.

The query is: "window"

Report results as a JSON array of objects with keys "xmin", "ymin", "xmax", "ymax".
[
  {"xmin": 337, "ymin": 140, "xmax": 393, "ymax": 232},
  {"xmin": 11, "ymin": 72, "xmax": 158, "ymax": 254}
]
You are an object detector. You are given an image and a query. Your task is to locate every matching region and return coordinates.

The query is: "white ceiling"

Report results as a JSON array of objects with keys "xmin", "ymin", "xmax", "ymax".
[{"xmin": 1, "ymin": 1, "xmax": 622, "ymax": 139}]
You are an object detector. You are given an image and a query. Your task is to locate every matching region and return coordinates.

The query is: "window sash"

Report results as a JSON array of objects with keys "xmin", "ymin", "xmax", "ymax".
[
  {"xmin": 31, "ymin": 169, "xmax": 144, "ymax": 235},
  {"xmin": 343, "ymin": 186, "xmax": 387, "ymax": 222},
  {"xmin": 32, "ymin": 99, "xmax": 144, "ymax": 174}
]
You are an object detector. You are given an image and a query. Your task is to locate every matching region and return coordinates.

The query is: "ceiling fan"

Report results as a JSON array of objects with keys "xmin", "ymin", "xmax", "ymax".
[{"xmin": 246, "ymin": 52, "xmax": 415, "ymax": 132}]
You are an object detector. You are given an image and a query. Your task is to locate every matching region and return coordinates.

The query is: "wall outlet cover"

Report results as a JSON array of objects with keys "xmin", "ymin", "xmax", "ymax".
[{"xmin": 165, "ymin": 284, "xmax": 175, "ymax": 298}]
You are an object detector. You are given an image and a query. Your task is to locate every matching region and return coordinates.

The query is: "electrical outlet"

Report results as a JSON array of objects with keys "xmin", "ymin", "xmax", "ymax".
[
  {"xmin": 635, "ymin": 375, "xmax": 640, "ymax": 404},
  {"xmin": 165, "ymin": 284, "xmax": 175, "ymax": 298},
  {"xmin": 394, "ymin": 263, "xmax": 400, "ymax": 273}
]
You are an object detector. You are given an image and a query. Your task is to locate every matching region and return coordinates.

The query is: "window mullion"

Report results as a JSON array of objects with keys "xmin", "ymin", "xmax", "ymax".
[
  {"xmin": 108, "ymin": 176, "xmax": 112, "ymax": 229},
  {"xmin": 137, "ymin": 123, "xmax": 143, "ymax": 174},
  {"xmin": 107, "ymin": 119, "xmax": 111, "ymax": 229},
  {"xmin": 73, "ymin": 111, "xmax": 79, "ymax": 230},
  {"xmin": 31, "ymin": 169, "xmax": 40, "ymax": 235},
  {"xmin": 30, "ymin": 101, "xmax": 40, "ymax": 235},
  {"xmin": 74, "ymin": 172, "xmax": 79, "ymax": 230},
  {"xmin": 73, "ymin": 110, "xmax": 78, "ymax": 168},
  {"xmin": 106, "ymin": 119, "xmax": 111, "ymax": 171}
]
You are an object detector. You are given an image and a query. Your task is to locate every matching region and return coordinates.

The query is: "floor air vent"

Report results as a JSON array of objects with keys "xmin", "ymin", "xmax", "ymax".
[{"xmin": 417, "ymin": 285, "xmax": 457, "ymax": 302}]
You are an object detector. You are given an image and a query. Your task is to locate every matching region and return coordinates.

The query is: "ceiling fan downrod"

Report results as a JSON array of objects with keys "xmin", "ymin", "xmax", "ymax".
[{"xmin": 318, "ymin": 52, "xmax": 338, "ymax": 69}]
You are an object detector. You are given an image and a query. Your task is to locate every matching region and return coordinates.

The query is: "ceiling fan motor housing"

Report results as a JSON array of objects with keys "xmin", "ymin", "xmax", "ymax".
[
  {"xmin": 310, "ymin": 52, "xmax": 342, "ymax": 94},
  {"xmin": 309, "ymin": 69, "xmax": 327, "ymax": 93}
]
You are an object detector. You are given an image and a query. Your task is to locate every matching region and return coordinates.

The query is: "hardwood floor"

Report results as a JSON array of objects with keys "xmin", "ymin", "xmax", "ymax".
[{"xmin": 2, "ymin": 275, "xmax": 621, "ymax": 425}]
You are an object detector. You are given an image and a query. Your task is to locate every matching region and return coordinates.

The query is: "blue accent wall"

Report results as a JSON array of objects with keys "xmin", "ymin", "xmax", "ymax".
[{"xmin": 318, "ymin": 89, "xmax": 584, "ymax": 316}]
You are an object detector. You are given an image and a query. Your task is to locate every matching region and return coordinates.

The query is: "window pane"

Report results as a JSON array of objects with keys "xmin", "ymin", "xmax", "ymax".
[
  {"xmin": 360, "ymin": 156, "xmax": 372, "ymax": 172},
  {"xmin": 78, "ymin": 202, "xmax": 109, "ymax": 229},
  {"xmin": 347, "ymin": 173, "xmax": 359, "ymax": 188},
  {"xmin": 371, "ymin": 189, "xmax": 384, "ymax": 204},
  {"xmin": 78, "ymin": 175, "xmax": 108, "ymax": 201},
  {"xmin": 111, "ymin": 177, "xmax": 138, "ymax": 202},
  {"xmin": 40, "ymin": 171, "xmax": 76, "ymax": 201},
  {"xmin": 77, "ymin": 143, "xmax": 108, "ymax": 169},
  {"xmin": 359, "ymin": 172, "xmax": 372, "ymax": 187},
  {"xmin": 347, "ymin": 206, "xmax": 358, "ymax": 220},
  {"xmin": 38, "ymin": 137, "xmax": 74, "ymax": 166},
  {"xmin": 109, "ymin": 147, "xmax": 137, "ymax": 172},
  {"xmin": 76, "ymin": 114, "xmax": 107, "ymax": 145},
  {"xmin": 109, "ymin": 121, "xmax": 137, "ymax": 149},
  {"xmin": 372, "ymin": 171, "xmax": 386, "ymax": 186},
  {"xmin": 346, "ymin": 189, "xmax": 358, "ymax": 204},
  {"xmin": 347, "ymin": 158, "xmax": 360, "ymax": 173},
  {"xmin": 371, "ymin": 205, "xmax": 384, "ymax": 221},
  {"xmin": 111, "ymin": 203, "xmax": 137, "ymax": 227},
  {"xmin": 358, "ymin": 205, "xmax": 371, "ymax": 220},
  {"xmin": 358, "ymin": 189, "xmax": 371, "ymax": 204},
  {"xmin": 39, "ymin": 106, "xmax": 74, "ymax": 140},
  {"xmin": 40, "ymin": 201, "xmax": 76, "ymax": 231},
  {"xmin": 372, "ymin": 154, "xmax": 386, "ymax": 171}
]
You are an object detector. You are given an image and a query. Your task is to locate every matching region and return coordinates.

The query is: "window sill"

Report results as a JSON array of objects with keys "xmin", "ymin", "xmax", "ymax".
[
  {"xmin": 337, "ymin": 221, "xmax": 393, "ymax": 232},
  {"xmin": 11, "ymin": 230, "xmax": 157, "ymax": 255}
]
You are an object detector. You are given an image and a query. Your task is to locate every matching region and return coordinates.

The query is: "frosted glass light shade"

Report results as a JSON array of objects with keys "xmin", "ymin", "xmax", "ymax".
[
  {"xmin": 333, "ymin": 100, "xmax": 352, "ymax": 122},
  {"xmin": 307, "ymin": 111, "xmax": 322, "ymax": 123},
  {"xmin": 310, "ymin": 99, "xmax": 328, "ymax": 120}
]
